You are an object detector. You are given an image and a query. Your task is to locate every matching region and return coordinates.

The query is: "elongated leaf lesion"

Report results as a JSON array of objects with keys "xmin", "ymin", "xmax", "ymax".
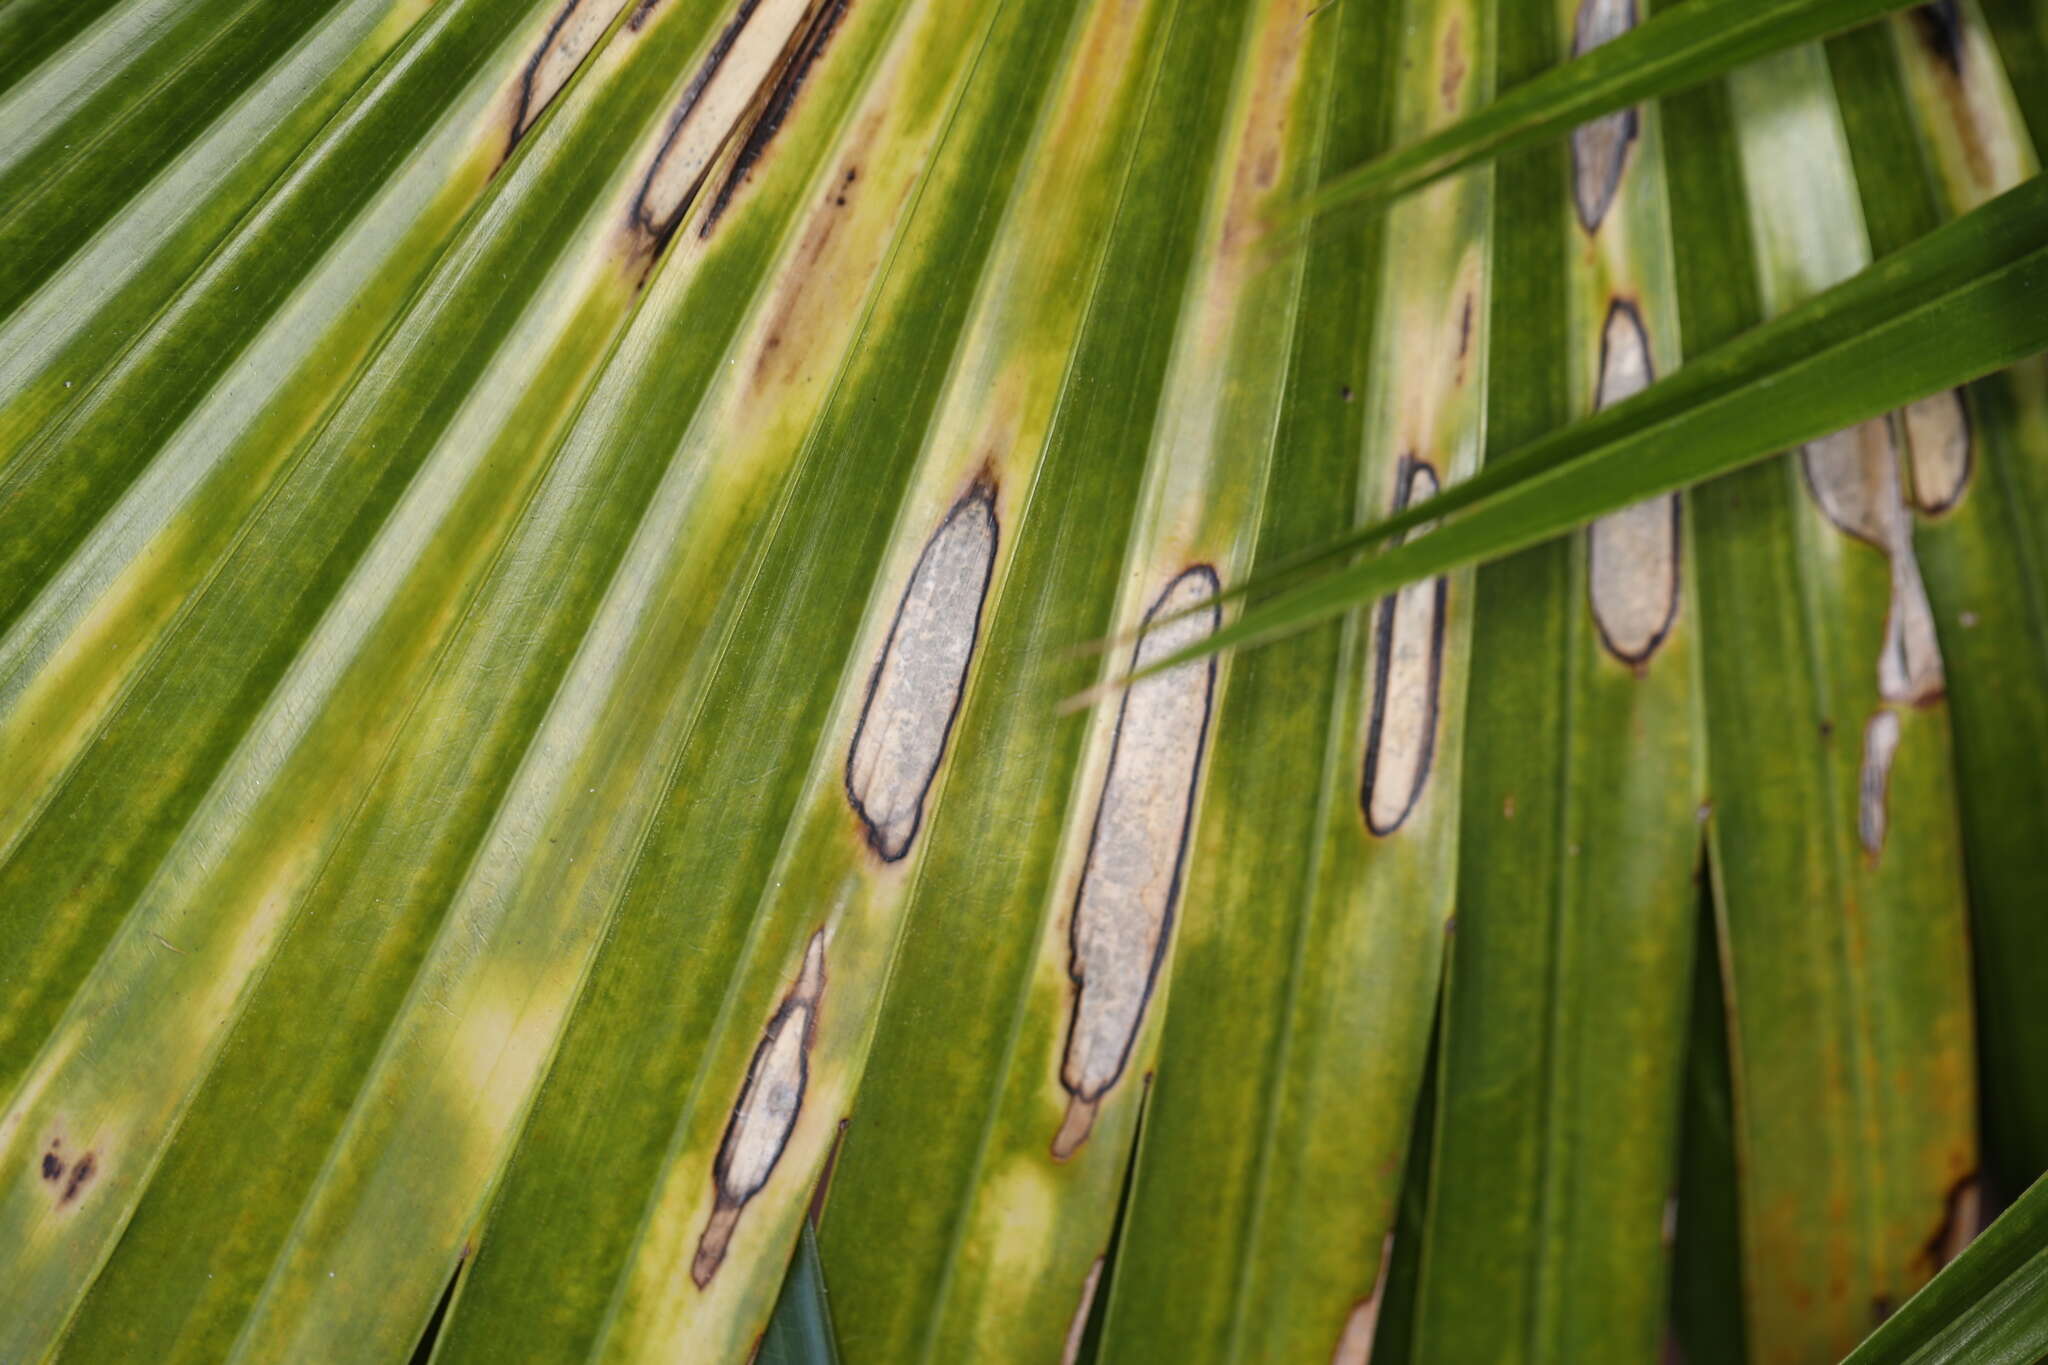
[
  {"xmin": 845, "ymin": 478, "xmax": 1000, "ymax": 863},
  {"xmin": 695, "ymin": 929, "xmax": 829, "ymax": 1288},
  {"xmin": 1359, "ymin": 460, "xmax": 1447, "ymax": 837},
  {"xmin": 1054, "ymin": 564, "xmax": 1220, "ymax": 1160}
]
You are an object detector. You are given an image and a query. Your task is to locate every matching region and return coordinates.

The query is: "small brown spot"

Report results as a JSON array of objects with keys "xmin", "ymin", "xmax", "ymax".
[
  {"xmin": 1456, "ymin": 296, "xmax": 1474, "ymax": 361},
  {"xmin": 40, "ymin": 1151, "xmax": 61, "ymax": 1181},
  {"xmin": 1340, "ymin": 384, "xmax": 1353, "ymax": 402},
  {"xmin": 1439, "ymin": 19, "xmax": 1467, "ymax": 110},
  {"xmin": 1502, "ymin": 794, "xmax": 1516, "ymax": 819},
  {"xmin": 59, "ymin": 1152, "xmax": 96, "ymax": 1206}
]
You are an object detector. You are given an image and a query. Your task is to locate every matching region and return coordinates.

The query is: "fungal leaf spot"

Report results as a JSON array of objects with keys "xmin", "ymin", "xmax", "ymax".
[
  {"xmin": 1801, "ymin": 419, "xmax": 1902, "ymax": 548},
  {"xmin": 1901, "ymin": 388, "xmax": 1973, "ymax": 514},
  {"xmin": 1569, "ymin": 0, "xmax": 1640, "ymax": 233},
  {"xmin": 1586, "ymin": 300, "xmax": 1680, "ymax": 663},
  {"xmin": 1053, "ymin": 566, "xmax": 1221, "ymax": 1160},
  {"xmin": 1439, "ymin": 19, "xmax": 1467, "ymax": 111},
  {"xmin": 1878, "ymin": 550, "xmax": 1944, "ymax": 705},
  {"xmin": 1801, "ymin": 419, "xmax": 1945, "ymax": 703},
  {"xmin": 845, "ymin": 480, "xmax": 998, "ymax": 861},
  {"xmin": 1362, "ymin": 460, "xmax": 1448, "ymax": 836},
  {"xmin": 508, "ymin": 0, "xmax": 627, "ymax": 158},
  {"xmin": 700, "ymin": 0, "xmax": 848, "ymax": 235},
  {"xmin": 627, "ymin": 0, "xmax": 817, "ymax": 266},
  {"xmin": 1858, "ymin": 710, "xmax": 1900, "ymax": 858},
  {"xmin": 692, "ymin": 929, "xmax": 827, "ymax": 1287}
]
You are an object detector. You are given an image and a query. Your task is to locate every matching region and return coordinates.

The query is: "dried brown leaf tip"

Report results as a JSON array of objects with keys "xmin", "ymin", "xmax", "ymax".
[
  {"xmin": 845, "ymin": 479, "xmax": 998, "ymax": 861},
  {"xmin": 1362, "ymin": 459, "xmax": 1447, "ymax": 837},
  {"xmin": 692, "ymin": 929, "xmax": 827, "ymax": 1287},
  {"xmin": 1586, "ymin": 300, "xmax": 1681, "ymax": 665},
  {"xmin": 1569, "ymin": 0, "xmax": 1640, "ymax": 234},
  {"xmin": 1053, "ymin": 566, "xmax": 1221, "ymax": 1160}
]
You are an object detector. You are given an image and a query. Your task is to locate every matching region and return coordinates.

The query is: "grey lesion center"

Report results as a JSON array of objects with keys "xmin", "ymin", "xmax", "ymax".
[
  {"xmin": 691, "ymin": 929, "xmax": 827, "ymax": 1287},
  {"xmin": 1586, "ymin": 299, "xmax": 1682, "ymax": 665},
  {"xmin": 1569, "ymin": 0, "xmax": 1640, "ymax": 234},
  {"xmin": 844, "ymin": 480, "xmax": 998, "ymax": 861},
  {"xmin": 1053, "ymin": 565, "xmax": 1220, "ymax": 1160},
  {"xmin": 1361, "ymin": 460, "xmax": 1447, "ymax": 837}
]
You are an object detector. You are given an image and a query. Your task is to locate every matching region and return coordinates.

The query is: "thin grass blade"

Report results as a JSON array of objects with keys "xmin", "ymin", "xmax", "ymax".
[{"xmin": 1302, "ymin": 0, "xmax": 1915, "ymax": 221}]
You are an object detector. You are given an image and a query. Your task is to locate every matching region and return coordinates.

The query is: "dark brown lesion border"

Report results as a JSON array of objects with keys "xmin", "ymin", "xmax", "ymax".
[
  {"xmin": 1908, "ymin": 388, "xmax": 1974, "ymax": 516},
  {"xmin": 1569, "ymin": 0, "xmax": 1640, "ymax": 234},
  {"xmin": 1052, "ymin": 565, "xmax": 1221, "ymax": 1160},
  {"xmin": 625, "ymin": 0, "xmax": 768, "ymax": 261},
  {"xmin": 1360, "ymin": 458, "xmax": 1447, "ymax": 838},
  {"xmin": 842, "ymin": 476, "xmax": 999, "ymax": 863},
  {"xmin": 1586, "ymin": 299, "xmax": 1683, "ymax": 665},
  {"xmin": 692, "ymin": 929, "xmax": 827, "ymax": 1288},
  {"xmin": 700, "ymin": 0, "xmax": 850, "ymax": 236}
]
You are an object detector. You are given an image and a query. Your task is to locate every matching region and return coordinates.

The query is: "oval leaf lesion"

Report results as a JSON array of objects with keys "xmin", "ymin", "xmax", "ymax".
[
  {"xmin": 1569, "ymin": 0, "xmax": 1640, "ymax": 234},
  {"xmin": 508, "ymin": 0, "xmax": 631, "ymax": 158},
  {"xmin": 1053, "ymin": 565, "xmax": 1221, "ymax": 1161},
  {"xmin": 1586, "ymin": 300, "xmax": 1682, "ymax": 665},
  {"xmin": 845, "ymin": 479, "xmax": 999, "ymax": 862},
  {"xmin": 1361, "ymin": 460, "xmax": 1447, "ymax": 838},
  {"xmin": 1800, "ymin": 419, "xmax": 1946, "ymax": 704},
  {"xmin": 692, "ymin": 929, "xmax": 827, "ymax": 1288},
  {"xmin": 1900, "ymin": 388, "xmax": 1973, "ymax": 515}
]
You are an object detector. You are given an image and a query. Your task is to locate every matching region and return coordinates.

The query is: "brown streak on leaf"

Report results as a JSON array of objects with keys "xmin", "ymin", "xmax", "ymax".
[
  {"xmin": 700, "ymin": 0, "xmax": 850, "ymax": 236},
  {"xmin": 58, "ymin": 1151, "xmax": 95, "ymax": 1206},
  {"xmin": 1439, "ymin": 18, "xmax": 1466, "ymax": 111}
]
